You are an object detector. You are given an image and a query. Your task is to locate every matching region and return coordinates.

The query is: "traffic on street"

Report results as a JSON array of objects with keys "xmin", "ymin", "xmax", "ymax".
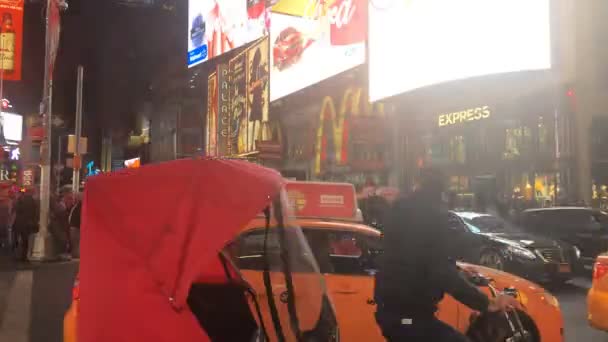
[{"xmin": 0, "ymin": 0, "xmax": 608, "ymax": 341}]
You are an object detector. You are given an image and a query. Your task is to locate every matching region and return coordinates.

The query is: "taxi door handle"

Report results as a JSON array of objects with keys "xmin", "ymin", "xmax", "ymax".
[{"xmin": 334, "ymin": 290, "xmax": 358, "ymax": 295}]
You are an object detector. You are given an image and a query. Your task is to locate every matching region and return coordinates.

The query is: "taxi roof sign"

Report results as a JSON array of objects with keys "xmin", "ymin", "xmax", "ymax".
[{"xmin": 285, "ymin": 181, "xmax": 361, "ymax": 222}]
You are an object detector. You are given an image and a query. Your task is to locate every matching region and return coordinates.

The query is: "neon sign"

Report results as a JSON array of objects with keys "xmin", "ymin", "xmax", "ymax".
[
  {"xmin": 314, "ymin": 87, "xmax": 385, "ymax": 174},
  {"xmin": 86, "ymin": 161, "xmax": 101, "ymax": 177},
  {"xmin": 438, "ymin": 106, "xmax": 491, "ymax": 127},
  {"xmin": 10, "ymin": 147, "xmax": 19, "ymax": 161}
]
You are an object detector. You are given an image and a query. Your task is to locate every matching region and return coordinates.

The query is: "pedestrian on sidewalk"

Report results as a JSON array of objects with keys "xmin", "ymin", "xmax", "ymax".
[
  {"xmin": 68, "ymin": 193, "xmax": 81, "ymax": 259},
  {"xmin": 13, "ymin": 188, "xmax": 38, "ymax": 261},
  {"xmin": 50, "ymin": 188, "xmax": 75, "ymax": 259}
]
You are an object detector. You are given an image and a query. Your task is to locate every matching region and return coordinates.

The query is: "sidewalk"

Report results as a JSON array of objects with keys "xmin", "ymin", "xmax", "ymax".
[{"xmin": 0, "ymin": 256, "xmax": 78, "ymax": 342}]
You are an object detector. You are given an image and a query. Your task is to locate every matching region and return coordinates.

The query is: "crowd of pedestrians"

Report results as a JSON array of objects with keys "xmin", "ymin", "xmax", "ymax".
[{"xmin": 1, "ymin": 185, "xmax": 81, "ymax": 262}]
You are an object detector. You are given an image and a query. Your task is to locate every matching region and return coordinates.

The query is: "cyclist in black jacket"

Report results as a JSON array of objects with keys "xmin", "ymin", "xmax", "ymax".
[{"xmin": 374, "ymin": 168, "xmax": 520, "ymax": 341}]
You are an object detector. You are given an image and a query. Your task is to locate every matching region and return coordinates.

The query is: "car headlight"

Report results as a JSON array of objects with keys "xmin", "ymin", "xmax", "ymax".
[
  {"xmin": 573, "ymin": 245, "xmax": 581, "ymax": 259},
  {"xmin": 507, "ymin": 246, "xmax": 537, "ymax": 260}
]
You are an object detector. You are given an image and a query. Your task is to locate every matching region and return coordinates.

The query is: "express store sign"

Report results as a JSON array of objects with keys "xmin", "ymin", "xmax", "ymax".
[{"xmin": 438, "ymin": 105, "xmax": 491, "ymax": 127}]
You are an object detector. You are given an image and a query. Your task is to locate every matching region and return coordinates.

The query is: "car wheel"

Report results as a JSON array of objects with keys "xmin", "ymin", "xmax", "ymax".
[
  {"xmin": 467, "ymin": 310, "xmax": 540, "ymax": 342},
  {"xmin": 479, "ymin": 250, "xmax": 505, "ymax": 271}
]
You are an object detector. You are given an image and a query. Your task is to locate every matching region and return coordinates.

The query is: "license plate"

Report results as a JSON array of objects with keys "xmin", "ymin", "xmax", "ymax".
[{"xmin": 558, "ymin": 264, "xmax": 571, "ymax": 273}]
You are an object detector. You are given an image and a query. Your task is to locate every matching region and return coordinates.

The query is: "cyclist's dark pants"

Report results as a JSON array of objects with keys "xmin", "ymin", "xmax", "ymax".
[{"xmin": 376, "ymin": 310, "xmax": 471, "ymax": 342}]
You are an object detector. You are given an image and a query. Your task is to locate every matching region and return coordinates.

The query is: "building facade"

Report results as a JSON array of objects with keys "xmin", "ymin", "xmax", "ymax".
[
  {"xmin": 277, "ymin": 67, "xmax": 393, "ymax": 192},
  {"xmin": 390, "ymin": 70, "xmax": 573, "ymax": 207}
]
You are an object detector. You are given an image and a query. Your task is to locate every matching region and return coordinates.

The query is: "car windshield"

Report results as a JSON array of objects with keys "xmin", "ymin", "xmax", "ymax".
[{"xmin": 463, "ymin": 215, "xmax": 515, "ymax": 233}]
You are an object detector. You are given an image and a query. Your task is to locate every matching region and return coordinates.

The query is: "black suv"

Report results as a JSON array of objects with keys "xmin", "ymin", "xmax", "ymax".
[{"xmin": 519, "ymin": 207, "xmax": 608, "ymax": 270}]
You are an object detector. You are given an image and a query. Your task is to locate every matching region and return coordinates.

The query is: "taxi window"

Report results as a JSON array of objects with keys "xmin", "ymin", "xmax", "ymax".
[
  {"xmin": 232, "ymin": 230, "xmax": 281, "ymax": 271},
  {"xmin": 232, "ymin": 229, "xmax": 315, "ymax": 273},
  {"xmin": 303, "ymin": 229, "xmax": 375, "ymax": 276}
]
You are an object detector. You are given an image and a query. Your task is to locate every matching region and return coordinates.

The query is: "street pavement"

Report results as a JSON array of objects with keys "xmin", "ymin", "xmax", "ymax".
[
  {"xmin": 0, "ymin": 255, "xmax": 78, "ymax": 342},
  {"xmin": 0, "ymin": 255, "xmax": 606, "ymax": 341},
  {"xmin": 551, "ymin": 278, "xmax": 608, "ymax": 342}
]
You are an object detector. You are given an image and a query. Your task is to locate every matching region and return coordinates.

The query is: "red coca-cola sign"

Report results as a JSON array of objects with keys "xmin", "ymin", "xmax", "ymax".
[{"xmin": 329, "ymin": 0, "xmax": 367, "ymax": 46}]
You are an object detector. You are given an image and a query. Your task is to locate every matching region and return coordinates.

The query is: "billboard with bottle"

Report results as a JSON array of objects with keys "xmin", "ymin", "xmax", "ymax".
[
  {"xmin": 187, "ymin": 0, "xmax": 269, "ymax": 68},
  {"xmin": 0, "ymin": 0, "xmax": 23, "ymax": 81},
  {"xmin": 270, "ymin": 0, "xmax": 367, "ymax": 101}
]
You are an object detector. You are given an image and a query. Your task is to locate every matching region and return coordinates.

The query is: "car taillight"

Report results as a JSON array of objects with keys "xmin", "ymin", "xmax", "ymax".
[
  {"xmin": 593, "ymin": 260, "xmax": 608, "ymax": 281},
  {"xmin": 72, "ymin": 278, "xmax": 80, "ymax": 301}
]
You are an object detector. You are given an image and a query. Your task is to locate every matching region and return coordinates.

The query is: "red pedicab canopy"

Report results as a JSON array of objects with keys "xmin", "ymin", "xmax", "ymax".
[{"xmin": 78, "ymin": 159, "xmax": 285, "ymax": 342}]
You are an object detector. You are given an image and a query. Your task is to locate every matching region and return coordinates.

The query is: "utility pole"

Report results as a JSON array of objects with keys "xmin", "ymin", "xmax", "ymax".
[
  {"xmin": 72, "ymin": 66, "xmax": 83, "ymax": 193},
  {"xmin": 30, "ymin": 0, "xmax": 64, "ymax": 261}
]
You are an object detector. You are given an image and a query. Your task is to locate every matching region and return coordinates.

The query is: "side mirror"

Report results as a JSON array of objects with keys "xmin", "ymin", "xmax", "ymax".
[{"xmin": 448, "ymin": 224, "xmax": 465, "ymax": 233}]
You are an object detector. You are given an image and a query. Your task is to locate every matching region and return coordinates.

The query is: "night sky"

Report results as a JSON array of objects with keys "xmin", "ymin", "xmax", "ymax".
[{"xmin": 5, "ymin": 0, "xmax": 185, "ymax": 161}]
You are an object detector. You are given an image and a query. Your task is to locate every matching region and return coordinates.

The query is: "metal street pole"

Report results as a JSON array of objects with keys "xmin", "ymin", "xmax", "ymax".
[
  {"xmin": 30, "ymin": 0, "xmax": 56, "ymax": 261},
  {"xmin": 56, "ymin": 134, "xmax": 62, "ymax": 193},
  {"xmin": 72, "ymin": 66, "xmax": 83, "ymax": 193}
]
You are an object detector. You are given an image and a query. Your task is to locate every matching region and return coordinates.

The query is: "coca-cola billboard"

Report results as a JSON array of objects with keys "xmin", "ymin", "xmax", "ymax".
[{"xmin": 270, "ymin": 0, "xmax": 367, "ymax": 101}]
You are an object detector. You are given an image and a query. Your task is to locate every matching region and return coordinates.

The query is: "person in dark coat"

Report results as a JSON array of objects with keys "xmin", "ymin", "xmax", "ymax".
[
  {"xmin": 374, "ymin": 168, "xmax": 521, "ymax": 341},
  {"xmin": 13, "ymin": 189, "xmax": 38, "ymax": 261},
  {"xmin": 68, "ymin": 194, "xmax": 82, "ymax": 258}
]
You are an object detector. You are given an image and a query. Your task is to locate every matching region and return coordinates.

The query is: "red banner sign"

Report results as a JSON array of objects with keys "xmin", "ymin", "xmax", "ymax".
[
  {"xmin": 286, "ymin": 181, "xmax": 358, "ymax": 221},
  {"xmin": 0, "ymin": 0, "xmax": 23, "ymax": 81},
  {"xmin": 329, "ymin": 0, "xmax": 367, "ymax": 46}
]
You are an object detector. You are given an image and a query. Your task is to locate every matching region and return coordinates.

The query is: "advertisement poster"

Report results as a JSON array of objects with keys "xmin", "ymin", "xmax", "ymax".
[
  {"xmin": 246, "ymin": 36, "xmax": 269, "ymax": 151},
  {"xmin": 286, "ymin": 181, "xmax": 358, "ymax": 220},
  {"xmin": 368, "ymin": 0, "xmax": 551, "ymax": 102},
  {"xmin": 21, "ymin": 167, "xmax": 33, "ymax": 187},
  {"xmin": 270, "ymin": 0, "xmax": 366, "ymax": 101},
  {"xmin": 1, "ymin": 112, "xmax": 22, "ymax": 142},
  {"xmin": 216, "ymin": 64, "xmax": 232, "ymax": 155},
  {"xmin": 206, "ymin": 71, "xmax": 218, "ymax": 156},
  {"xmin": 188, "ymin": 0, "xmax": 269, "ymax": 68},
  {"xmin": 228, "ymin": 52, "xmax": 248, "ymax": 154},
  {"xmin": 0, "ymin": 0, "xmax": 23, "ymax": 81}
]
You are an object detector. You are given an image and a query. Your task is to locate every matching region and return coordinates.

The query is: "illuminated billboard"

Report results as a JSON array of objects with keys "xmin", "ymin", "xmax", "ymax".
[
  {"xmin": 270, "ymin": 0, "xmax": 367, "ymax": 101},
  {"xmin": 187, "ymin": 0, "xmax": 268, "ymax": 67},
  {"xmin": 0, "ymin": 0, "xmax": 24, "ymax": 81},
  {"xmin": 2, "ymin": 112, "xmax": 21, "ymax": 142},
  {"xmin": 368, "ymin": 0, "xmax": 551, "ymax": 102}
]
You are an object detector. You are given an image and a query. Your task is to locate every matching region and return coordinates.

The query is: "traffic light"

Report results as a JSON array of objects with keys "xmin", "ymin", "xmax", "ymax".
[{"xmin": 560, "ymin": 85, "xmax": 577, "ymax": 116}]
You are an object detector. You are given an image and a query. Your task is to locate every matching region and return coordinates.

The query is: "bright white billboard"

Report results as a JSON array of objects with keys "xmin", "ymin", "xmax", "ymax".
[
  {"xmin": 270, "ymin": 0, "xmax": 367, "ymax": 101},
  {"xmin": 369, "ymin": 0, "xmax": 551, "ymax": 102},
  {"xmin": 2, "ymin": 112, "xmax": 22, "ymax": 142},
  {"xmin": 187, "ymin": 0, "xmax": 268, "ymax": 67}
]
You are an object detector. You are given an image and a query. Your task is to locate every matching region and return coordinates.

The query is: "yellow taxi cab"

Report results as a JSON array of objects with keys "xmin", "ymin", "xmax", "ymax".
[
  {"xmin": 588, "ymin": 252, "xmax": 608, "ymax": 331},
  {"xmin": 65, "ymin": 181, "xmax": 564, "ymax": 341}
]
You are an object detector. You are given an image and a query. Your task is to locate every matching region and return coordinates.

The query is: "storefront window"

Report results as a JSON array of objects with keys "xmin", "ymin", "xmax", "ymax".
[
  {"xmin": 503, "ymin": 125, "xmax": 532, "ymax": 160},
  {"xmin": 510, "ymin": 173, "xmax": 532, "ymax": 201},
  {"xmin": 538, "ymin": 116, "xmax": 551, "ymax": 154},
  {"xmin": 426, "ymin": 134, "xmax": 468, "ymax": 165},
  {"xmin": 447, "ymin": 175, "xmax": 469, "ymax": 193},
  {"xmin": 446, "ymin": 176, "xmax": 473, "ymax": 210},
  {"xmin": 449, "ymin": 136, "xmax": 466, "ymax": 164},
  {"xmin": 535, "ymin": 173, "xmax": 558, "ymax": 207},
  {"xmin": 592, "ymin": 182, "xmax": 608, "ymax": 209}
]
